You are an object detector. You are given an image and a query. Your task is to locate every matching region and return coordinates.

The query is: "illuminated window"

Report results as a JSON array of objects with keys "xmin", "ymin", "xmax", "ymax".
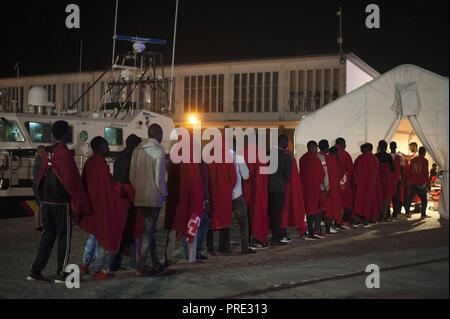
[
  {"xmin": 0, "ymin": 120, "xmax": 25, "ymax": 142},
  {"xmin": 25, "ymin": 122, "xmax": 52, "ymax": 143},
  {"xmin": 104, "ymin": 127, "xmax": 123, "ymax": 145}
]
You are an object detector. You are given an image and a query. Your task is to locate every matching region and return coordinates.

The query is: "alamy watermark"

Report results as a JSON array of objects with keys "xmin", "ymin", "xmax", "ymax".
[
  {"xmin": 169, "ymin": 123, "xmax": 280, "ymax": 175},
  {"xmin": 365, "ymin": 264, "xmax": 380, "ymax": 289}
]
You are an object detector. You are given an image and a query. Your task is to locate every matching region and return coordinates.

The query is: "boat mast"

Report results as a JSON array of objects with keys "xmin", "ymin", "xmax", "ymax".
[{"xmin": 169, "ymin": 0, "xmax": 179, "ymax": 114}]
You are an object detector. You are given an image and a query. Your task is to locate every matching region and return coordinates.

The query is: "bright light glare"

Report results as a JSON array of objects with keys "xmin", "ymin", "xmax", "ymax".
[{"xmin": 188, "ymin": 115, "xmax": 199, "ymax": 125}]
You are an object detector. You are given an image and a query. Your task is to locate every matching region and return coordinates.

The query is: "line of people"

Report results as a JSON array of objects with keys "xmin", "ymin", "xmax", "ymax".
[{"xmin": 26, "ymin": 120, "xmax": 432, "ymax": 283}]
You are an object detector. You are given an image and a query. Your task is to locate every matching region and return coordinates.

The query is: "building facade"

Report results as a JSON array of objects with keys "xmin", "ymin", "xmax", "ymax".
[{"xmin": 0, "ymin": 53, "xmax": 378, "ymax": 136}]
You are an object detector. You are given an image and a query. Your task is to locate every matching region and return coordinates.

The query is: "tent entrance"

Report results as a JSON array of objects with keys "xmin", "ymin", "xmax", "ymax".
[{"xmin": 391, "ymin": 117, "xmax": 442, "ymax": 213}]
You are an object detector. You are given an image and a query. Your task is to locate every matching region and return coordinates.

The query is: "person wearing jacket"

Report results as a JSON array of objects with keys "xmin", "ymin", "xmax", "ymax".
[{"xmin": 129, "ymin": 124, "xmax": 168, "ymax": 276}]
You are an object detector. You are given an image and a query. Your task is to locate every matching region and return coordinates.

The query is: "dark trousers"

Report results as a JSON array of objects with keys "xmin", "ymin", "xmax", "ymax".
[
  {"xmin": 353, "ymin": 214, "xmax": 369, "ymax": 225},
  {"xmin": 207, "ymin": 228, "xmax": 230, "ymax": 253},
  {"xmin": 379, "ymin": 200, "xmax": 390, "ymax": 221},
  {"xmin": 307, "ymin": 213, "xmax": 322, "ymax": 236},
  {"xmin": 31, "ymin": 204, "xmax": 72, "ymax": 276},
  {"xmin": 269, "ymin": 191, "xmax": 285, "ymax": 243},
  {"xmin": 232, "ymin": 196, "xmax": 250, "ymax": 252},
  {"xmin": 138, "ymin": 207, "xmax": 160, "ymax": 270},
  {"xmin": 342, "ymin": 207, "xmax": 352, "ymax": 223},
  {"xmin": 405, "ymin": 184, "xmax": 428, "ymax": 216},
  {"xmin": 392, "ymin": 181, "xmax": 403, "ymax": 218}
]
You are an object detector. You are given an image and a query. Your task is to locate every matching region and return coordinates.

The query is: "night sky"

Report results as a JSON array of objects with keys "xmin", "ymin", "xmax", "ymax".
[{"xmin": 0, "ymin": 0, "xmax": 448, "ymax": 78}]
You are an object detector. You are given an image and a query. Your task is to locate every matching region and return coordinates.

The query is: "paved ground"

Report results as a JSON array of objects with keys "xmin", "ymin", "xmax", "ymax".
[{"xmin": 0, "ymin": 208, "xmax": 448, "ymax": 299}]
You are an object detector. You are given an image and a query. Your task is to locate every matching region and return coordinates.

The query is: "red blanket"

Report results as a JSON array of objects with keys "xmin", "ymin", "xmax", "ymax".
[
  {"xmin": 299, "ymin": 152, "xmax": 325, "ymax": 216},
  {"xmin": 242, "ymin": 144, "xmax": 269, "ymax": 244},
  {"xmin": 207, "ymin": 137, "xmax": 237, "ymax": 230},
  {"xmin": 321, "ymin": 153, "xmax": 343, "ymax": 224},
  {"xmin": 116, "ymin": 183, "xmax": 144, "ymax": 241},
  {"xmin": 335, "ymin": 144, "xmax": 356, "ymax": 208},
  {"xmin": 378, "ymin": 162, "xmax": 395, "ymax": 200},
  {"xmin": 353, "ymin": 152, "xmax": 380, "ymax": 220},
  {"xmin": 79, "ymin": 154, "xmax": 128, "ymax": 253},
  {"xmin": 165, "ymin": 160, "xmax": 203, "ymax": 243},
  {"xmin": 281, "ymin": 151, "xmax": 307, "ymax": 233},
  {"xmin": 37, "ymin": 143, "xmax": 91, "ymax": 217}
]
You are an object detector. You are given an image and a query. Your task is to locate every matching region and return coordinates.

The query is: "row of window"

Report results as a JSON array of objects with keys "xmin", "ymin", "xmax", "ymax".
[
  {"xmin": 233, "ymin": 72, "xmax": 279, "ymax": 113},
  {"xmin": 62, "ymin": 83, "xmax": 92, "ymax": 111},
  {"xmin": 0, "ymin": 120, "xmax": 123, "ymax": 147},
  {"xmin": 0, "ymin": 87, "xmax": 25, "ymax": 112},
  {"xmin": 289, "ymin": 69, "xmax": 340, "ymax": 112},
  {"xmin": 184, "ymin": 75, "xmax": 224, "ymax": 113}
]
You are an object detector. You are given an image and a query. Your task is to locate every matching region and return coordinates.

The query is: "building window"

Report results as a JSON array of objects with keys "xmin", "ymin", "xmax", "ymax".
[
  {"xmin": 272, "ymin": 72, "xmax": 279, "ymax": 112},
  {"xmin": 184, "ymin": 77, "xmax": 190, "ymax": 112},
  {"xmin": 197, "ymin": 76, "xmax": 203, "ymax": 113},
  {"xmin": 241, "ymin": 74, "xmax": 247, "ymax": 113},
  {"xmin": 333, "ymin": 68, "xmax": 340, "ymax": 100},
  {"xmin": 211, "ymin": 75, "xmax": 217, "ymax": 113},
  {"xmin": 306, "ymin": 70, "xmax": 313, "ymax": 112},
  {"xmin": 104, "ymin": 127, "xmax": 123, "ymax": 145},
  {"xmin": 218, "ymin": 75, "xmax": 224, "ymax": 113},
  {"xmin": 204, "ymin": 76, "xmax": 210, "ymax": 113},
  {"xmin": 190, "ymin": 76, "xmax": 197, "ymax": 112},
  {"xmin": 233, "ymin": 74, "xmax": 240, "ymax": 113},
  {"xmin": 249, "ymin": 73, "xmax": 255, "ymax": 113},
  {"xmin": 257, "ymin": 73, "xmax": 263, "ymax": 113},
  {"xmin": 264, "ymin": 73, "xmax": 271, "ymax": 112},
  {"xmin": 315, "ymin": 70, "xmax": 322, "ymax": 109}
]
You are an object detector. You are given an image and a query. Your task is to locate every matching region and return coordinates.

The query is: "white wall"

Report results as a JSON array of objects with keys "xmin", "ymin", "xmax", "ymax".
[{"xmin": 346, "ymin": 59, "xmax": 374, "ymax": 94}]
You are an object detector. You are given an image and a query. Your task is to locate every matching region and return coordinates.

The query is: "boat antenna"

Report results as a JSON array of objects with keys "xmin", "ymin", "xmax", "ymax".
[
  {"xmin": 337, "ymin": 7, "xmax": 345, "ymax": 64},
  {"xmin": 169, "ymin": 0, "xmax": 179, "ymax": 114},
  {"xmin": 112, "ymin": 0, "xmax": 119, "ymax": 66}
]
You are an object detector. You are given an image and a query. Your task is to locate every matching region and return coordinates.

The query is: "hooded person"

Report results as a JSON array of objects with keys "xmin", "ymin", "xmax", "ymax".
[
  {"xmin": 78, "ymin": 136, "xmax": 128, "ymax": 280},
  {"xmin": 353, "ymin": 143, "xmax": 380, "ymax": 227},
  {"xmin": 206, "ymin": 136, "xmax": 237, "ymax": 255},
  {"xmin": 299, "ymin": 141, "xmax": 325, "ymax": 240},
  {"xmin": 243, "ymin": 137, "xmax": 270, "ymax": 250},
  {"xmin": 165, "ymin": 131, "xmax": 204, "ymax": 264},
  {"xmin": 334, "ymin": 138, "xmax": 356, "ymax": 224},
  {"xmin": 28, "ymin": 121, "xmax": 91, "ymax": 284},
  {"xmin": 318, "ymin": 140, "xmax": 342, "ymax": 234},
  {"xmin": 375, "ymin": 140, "xmax": 396, "ymax": 222}
]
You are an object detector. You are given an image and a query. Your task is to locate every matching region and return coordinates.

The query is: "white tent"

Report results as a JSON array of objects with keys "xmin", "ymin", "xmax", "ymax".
[{"xmin": 294, "ymin": 65, "xmax": 449, "ymax": 220}]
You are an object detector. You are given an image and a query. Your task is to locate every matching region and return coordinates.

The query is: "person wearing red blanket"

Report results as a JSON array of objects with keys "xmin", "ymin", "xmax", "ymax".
[
  {"xmin": 375, "ymin": 140, "xmax": 396, "ymax": 222},
  {"xmin": 402, "ymin": 142, "xmax": 419, "ymax": 212},
  {"xmin": 28, "ymin": 121, "xmax": 91, "ymax": 284},
  {"xmin": 280, "ymin": 147, "xmax": 307, "ymax": 239},
  {"xmin": 206, "ymin": 136, "xmax": 237, "ymax": 255},
  {"xmin": 334, "ymin": 138, "xmax": 356, "ymax": 225},
  {"xmin": 405, "ymin": 147, "xmax": 431, "ymax": 219},
  {"xmin": 165, "ymin": 132, "xmax": 204, "ymax": 264},
  {"xmin": 389, "ymin": 141, "xmax": 405, "ymax": 220},
  {"xmin": 243, "ymin": 140, "xmax": 270, "ymax": 250},
  {"xmin": 318, "ymin": 140, "xmax": 342, "ymax": 234},
  {"xmin": 107, "ymin": 134, "xmax": 143, "ymax": 273},
  {"xmin": 299, "ymin": 141, "xmax": 325, "ymax": 240},
  {"xmin": 353, "ymin": 143, "xmax": 380, "ymax": 227},
  {"xmin": 79, "ymin": 137, "xmax": 128, "ymax": 280}
]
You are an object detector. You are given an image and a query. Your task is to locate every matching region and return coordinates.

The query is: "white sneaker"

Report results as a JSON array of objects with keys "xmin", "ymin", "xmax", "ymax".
[
  {"xmin": 329, "ymin": 228, "xmax": 337, "ymax": 234},
  {"xmin": 362, "ymin": 224, "xmax": 372, "ymax": 228},
  {"xmin": 352, "ymin": 224, "xmax": 361, "ymax": 228},
  {"xmin": 281, "ymin": 237, "xmax": 292, "ymax": 243}
]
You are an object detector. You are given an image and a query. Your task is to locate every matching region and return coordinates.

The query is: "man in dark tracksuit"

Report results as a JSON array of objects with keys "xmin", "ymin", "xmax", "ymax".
[
  {"xmin": 268, "ymin": 134, "xmax": 292, "ymax": 246},
  {"xmin": 27, "ymin": 121, "xmax": 90, "ymax": 284}
]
